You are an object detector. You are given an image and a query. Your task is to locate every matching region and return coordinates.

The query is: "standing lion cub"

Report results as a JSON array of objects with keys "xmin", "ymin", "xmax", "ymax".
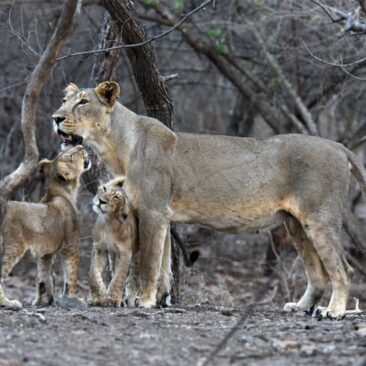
[
  {"xmin": 0, "ymin": 145, "xmax": 90, "ymax": 309},
  {"xmin": 88, "ymin": 177, "xmax": 139, "ymax": 307}
]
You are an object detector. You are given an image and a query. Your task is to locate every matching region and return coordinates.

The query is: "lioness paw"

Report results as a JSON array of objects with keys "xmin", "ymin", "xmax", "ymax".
[
  {"xmin": 3, "ymin": 299, "xmax": 23, "ymax": 310},
  {"xmin": 312, "ymin": 306, "xmax": 345, "ymax": 321}
]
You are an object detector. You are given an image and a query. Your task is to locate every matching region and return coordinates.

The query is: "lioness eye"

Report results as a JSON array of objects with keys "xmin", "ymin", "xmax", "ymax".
[
  {"xmin": 62, "ymin": 98, "xmax": 66, "ymax": 103},
  {"xmin": 102, "ymin": 186, "xmax": 106, "ymax": 192},
  {"xmin": 79, "ymin": 99, "xmax": 88, "ymax": 105}
]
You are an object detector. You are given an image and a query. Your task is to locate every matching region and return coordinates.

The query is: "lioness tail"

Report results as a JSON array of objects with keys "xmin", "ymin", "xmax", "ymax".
[{"xmin": 338, "ymin": 143, "xmax": 366, "ymax": 199}]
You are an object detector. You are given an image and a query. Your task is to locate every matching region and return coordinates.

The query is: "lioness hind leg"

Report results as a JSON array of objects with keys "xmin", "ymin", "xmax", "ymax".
[
  {"xmin": 283, "ymin": 218, "xmax": 329, "ymax": 313},
  {"xmin": 0, "ymin": 241, "xmax": 26, "ymax": 309},
  {"xmin": 104, "ymin": 250, "xmax": 131, "ymax": 307},
  {"xmin": 304, "ymin": 222, "xmax": 353, "ymax": 320},
  {"xmin": 88, "ymin": 246, "xmax": 107, "ymax": 306},
  {"xmin": 156, "ymin": 231, "xmax": 172, "ymax": 307},
  {"xmin": 33, "ymin": 254, "xmax": 54, "ymax": 306}
]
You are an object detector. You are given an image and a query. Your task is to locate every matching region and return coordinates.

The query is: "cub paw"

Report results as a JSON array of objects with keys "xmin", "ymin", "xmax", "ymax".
[
  {"xmin": 136, "ymin": 296, "xmax": 156, "ymax": 309},
  {"xmin": 103, "ymin": 297, "xmax": 122, "ymax": 308},
  {"xmin": 283, "ymin": 302, "xmax": 302, "ymax": 313},
  {"xmin": 125, "ymin": 295, "xmax": 138, "ymax": 308},
  {"xmin": 87, "ymin": 297, "xmax": 105, "ymax": 307}
]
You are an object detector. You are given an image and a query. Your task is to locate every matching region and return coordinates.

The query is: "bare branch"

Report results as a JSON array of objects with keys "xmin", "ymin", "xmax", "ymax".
[
  {"xmin": 0, "ymin": 0, "xmax": 80, "ymax": 199},
  {"xmin": 251, "ymin": 24, "xmax": 318, "ymax": 135},
  {"xmin": 57, "ymin": 0, "xmax": 213, "ymax": 61}
]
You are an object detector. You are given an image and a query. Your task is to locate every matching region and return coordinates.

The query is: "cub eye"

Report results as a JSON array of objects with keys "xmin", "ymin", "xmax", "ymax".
[
  {"xmin": 102, "ymin": 186, "xmax": 106, "ymax": 192},
  {"xmin": 79, "ymin": 99, "xmax": 88, "ymax": 105}
]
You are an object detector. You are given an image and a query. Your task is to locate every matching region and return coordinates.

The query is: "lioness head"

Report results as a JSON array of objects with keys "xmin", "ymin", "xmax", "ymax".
[
  {"xmin": 52, "ymin": 81, "xmax": 120, "ymax": 144},
  {"xmin": 93, "ymin": 176, "xmax": 128, "ymax": 216},
  {"xmin": 39, "ymin": 145, "xmax": 91, "ymax": 182}
]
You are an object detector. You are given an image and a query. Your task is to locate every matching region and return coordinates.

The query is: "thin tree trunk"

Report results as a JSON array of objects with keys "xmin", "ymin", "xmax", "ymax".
[{"xmin": 0, "ymin": 0, "xmax": 79, "ymax": 235}]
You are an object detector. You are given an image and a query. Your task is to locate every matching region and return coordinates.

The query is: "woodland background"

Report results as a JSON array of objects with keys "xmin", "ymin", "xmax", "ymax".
[{"xmin": 1, "ymin": 0, "xmax": 366, "ymax": 312}]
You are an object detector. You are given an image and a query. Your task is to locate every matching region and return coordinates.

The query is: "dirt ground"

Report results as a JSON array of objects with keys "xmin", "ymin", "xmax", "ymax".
[
  {"xmin": 1, "ymin": 234, "xmax": 366, "ymax": 366},
  {"xmin": 1, "ymin": 303, "xmax": 366, "ymax": 366},
  {"xmin": 2, "ymin": 265, "xmax": 366, "ymax": 366}
]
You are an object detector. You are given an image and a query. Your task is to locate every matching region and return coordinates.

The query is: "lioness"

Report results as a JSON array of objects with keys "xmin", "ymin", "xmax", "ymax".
[
  {"xmin": 0, "ymin": 145, "xmax": 90, "ymax": 308},
  {"xmin": 89, "ymin": 176, "xmax": 139, "ymax": 307},
  {"xmin": 52, "ymin": 81, "xmax": 366, "ymax": 319}
]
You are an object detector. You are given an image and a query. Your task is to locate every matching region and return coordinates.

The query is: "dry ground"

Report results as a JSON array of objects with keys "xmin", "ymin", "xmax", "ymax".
[
  {"xmin": 1, "ymin": 243, "xmax": 366, "ymax": 366},
  {"xmin": 1, "ymin": 304, "xmax": 366, "ymax": 366}
]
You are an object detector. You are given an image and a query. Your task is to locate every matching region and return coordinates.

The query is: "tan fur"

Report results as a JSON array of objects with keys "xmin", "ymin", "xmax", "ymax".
[
  {"xmin": 88, "ymin": 177, "xmax": 139, "ymax": 308},
  {"xmin": 52, "ymin": 81, "xmax": 366, "ymax": 318},
  {"xmin": 0, "ymin": 146, "xmax": 89, "ymax": 309}
]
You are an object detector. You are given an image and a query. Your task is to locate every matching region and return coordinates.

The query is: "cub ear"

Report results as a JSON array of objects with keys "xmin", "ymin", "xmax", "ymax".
[
  {"xmin": 110, "ymin": 175, "xmax": 126, "ymax": 188},
  {"xmin": 38, "ymin": 159, "xmax": 53, "ymax": 175},
  {"xmin": 95, "ymin": 81, "xmax": 120, "ymax": 107},
  {"xmin": 64, "ymin": 83, "xmax": 79, "ymax": 96}
]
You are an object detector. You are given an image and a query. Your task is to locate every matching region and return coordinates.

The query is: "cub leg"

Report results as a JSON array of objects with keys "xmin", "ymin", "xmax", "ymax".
[
  {"xmin": 88, "ymin": 246, "xmax": 107, "ymax": 306},
  {"xmin": 137, "ymin": 212, "xmax": 169, "ymax": 309},
  {"xmin": 304, "ymin": 222, "xmax": 353, "ymax": 320},
  {"xmin": 156, "ymin": 230, "xmax": 172, "ymax": 306},
  {"xmin": 0, "ymin": 240, "xmax": 26, "ymax": 309},
  {"xmin": 125, "ymin": 252, "xmax": 140, "ymax": 307},
  {"xmin": 104, "ymin": 249, "xmax": 131, "ymax": 307},
  {"xmin": 33, "ymin": 254, "xmax": 54, "ymax": 306},
  {"xmin": 283, "ymin": 217, "xmax": 329, "ymax": 313},
  {"xmin": 61, "ymin": 244, "xmax": 80, "ymax": 298}
]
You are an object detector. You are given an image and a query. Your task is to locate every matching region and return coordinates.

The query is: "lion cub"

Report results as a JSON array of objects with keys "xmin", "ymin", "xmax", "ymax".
[
  {"xmin": 0, "ymin": 145, "xmax": 90, "ymax": 309},
  {"xmin": 89, "ymin": 177, "xmax": 138, "ymax": 307}
]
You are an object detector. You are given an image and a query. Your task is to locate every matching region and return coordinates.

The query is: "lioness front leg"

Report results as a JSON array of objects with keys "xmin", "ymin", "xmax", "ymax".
[
  {"xmin": 137, "ymin": 212, "xmax": 169, "ymax": 309},
  {"xmin": 156, "ymin": 230, "xmax": 172, "ymax": 306},
  {"xmin": 283, "ymin": 218, "xmax": 329, "ymax": 313},
  {"xmin": 33, "ymin": 254, "xmax": 54, "ymax": 306},
  {"xmin": 104, "ymin": 250, "xmax": 131, "ymax": 307},
  {"xmin": 88, "ymin": 246, "xmax": 107, "ymax": 306}
]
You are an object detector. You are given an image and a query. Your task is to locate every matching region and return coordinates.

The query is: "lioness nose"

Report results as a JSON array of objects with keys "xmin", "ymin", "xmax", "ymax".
[{"xmin": 53, "ymin": 116, "xmax": 65, "ymax": 125}]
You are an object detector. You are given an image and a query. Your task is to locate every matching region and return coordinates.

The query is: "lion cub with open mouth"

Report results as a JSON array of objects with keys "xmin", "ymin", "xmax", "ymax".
[
  {"xmin": 0, "ymin": 145, "xmax": 90, "ymax": 309},
  {"xmin": 89, "ymin": 177, "xmax": 139, "ymax": 307}
]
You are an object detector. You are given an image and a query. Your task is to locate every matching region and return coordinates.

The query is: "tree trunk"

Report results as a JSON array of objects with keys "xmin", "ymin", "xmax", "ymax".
[
  {"xmin": 101, "ymin": 0, "xmax": 180, "ymax": 303},
  {"xmin": 0, "ymin": 0, "xmax": 79, "ymax": 237}
]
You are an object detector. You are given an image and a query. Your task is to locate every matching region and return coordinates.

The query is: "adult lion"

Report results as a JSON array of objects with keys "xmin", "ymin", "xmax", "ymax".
[{"xmin": 52, "ymin": 81, "xmax": 366, "ymax": 319}]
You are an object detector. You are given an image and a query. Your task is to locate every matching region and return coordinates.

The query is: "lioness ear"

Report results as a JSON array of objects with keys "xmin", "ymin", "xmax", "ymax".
[
  {"xmin": 111, "ymin": 175, "xmax": 125, "ymax": 188},
  {"xmin": 95, "ymin": 81, "xmax": 120, "ymax": 107},
  {"xmin": 64, "ymin": 83, "xmax": 79, "ymax": 96},
  {"xmin": 38, "ymin": 159, "xmax": 53, "ymax": 175}
]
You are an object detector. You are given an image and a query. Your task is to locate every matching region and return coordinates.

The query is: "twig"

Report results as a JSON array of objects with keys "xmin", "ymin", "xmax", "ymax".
[
  {"xmin": 57, "ymin": 0, "xmax": 213, "ymax": 61},
  {"xmin": 201, "ymin": 305, "xmax": 254, "ymax": 366}
]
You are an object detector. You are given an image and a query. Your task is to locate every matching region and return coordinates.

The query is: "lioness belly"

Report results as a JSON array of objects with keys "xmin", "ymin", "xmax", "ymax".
[{"xmin": 171, "ymin": 199, "xmax": 288, "ymax": 233}]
